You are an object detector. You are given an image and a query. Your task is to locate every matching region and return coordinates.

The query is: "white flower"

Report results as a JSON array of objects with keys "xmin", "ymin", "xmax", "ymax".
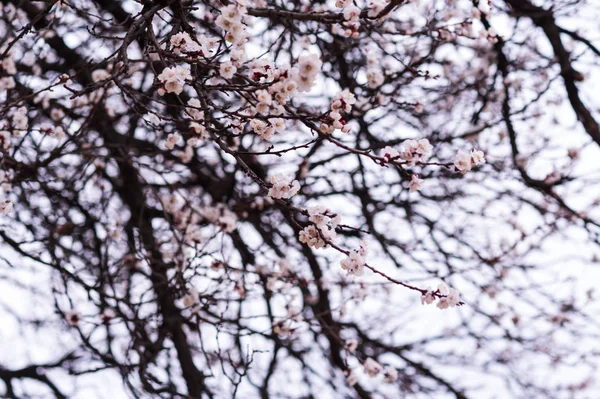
[
  {"xmin": 383, "ymin": 366, "xmax": 398, "ymax": 383},
  {"xmin": 219, "ymin": 61, "xmax": 237, "ymax": 79},
  {"xmin": 294, "ymin": 73, "xmax": 314, "ymax": 92},
  {"xmin": 270, "ymin": 118, "xmax": 286, "ymax": 133},
  {"xmin": 382, "ymin": 146, "xmax": 400, "ymax": 161},
  {"xmin": 218, "ymin": 209, "xmax": 237, "ymax": 232},
  {"xmin": 478, "ymin": 0, "xmax": 491, "ymax": 15},
  {"xmin": 170, "ymin": 32, "xmax": 199, "ymax": 53},
  {"xmin": 190, "ymin": 122, "xmax": 208, "ymax": 139},
  {"xmin": 297, "ymin": 54, "xmax": 322, "ymax": 78},
  {"xmin": 471, "ymin": 149, "xmax": 486, "ymax": 166},
  {"xmin": 345, "ymin": 339, "xmax": 358, "ymax": 353},
  {"xmin": 0, "ymin": 199, "xmax": 13, "ymax": 215},
  {"xmin": 421, "ymin": 287, "xmax": 435, "ymax": 305},
  {"xmin": 0, "ymin": 77, "xmax": 16, "ymax": 90},
  {"xmin": 401, "ymin": 138, "xmax": 432, "ymax": 165},
  {"xmin": 341, "ymin": 241, "xmax": 367, "ymax": 276},
  {"xmin": 256, "ymin": 90, "xmax": 272, "ymax": 105},
  {"xmin": 436, "ymin": 283, "xmax": 460, "ymax": 309},
  {"xmin": 12, "ymin": 112, "xmax": 28, "ymax": 130},
  {"xmin": 366, "ymin": 69, "xmax": 384, "ymax": 88},
  {"xmin": 250, "ymin": 118, "xmax": 267, "ymax": 133},
  {"xmin": 165, "ymin": 133, "xmax": 181, "ymax": 150},
  {"xmin": 157, "ymin": 65, "xmax": 191, "ymax": 95},
  {"xmin": 332, "ymin": 89, "xmax": 357, "ymax": 113},
  {"xmin": 447, "ymin": 288, "xmax": 461, "ymax": 307},
  {"xmin": 226, "ymin": 28, "xmax": 248, "ymax": 45},
  {"xmin": 256, "ymin": 102, "xmax": 270, "ymax": 115},
  {"xmin": 268, "ymin": 174, "xmax": 300, "ymax": 199},
  {"xmin": 437, "ymin": 297, "xmax": 450, "ymax": 309},
  {"xmin": 343, "ymin": 5, "xmax": 361, "ymax": 22},
  {"xmin": 336, "ymin": 0, "xmax": 352, "ymax": 8},
  {"xmin": 186, "ymin": 98, "xmax": 204, "ymax": 120},
  {"xmin": 363, "ymin": 357, "xmax": 383, "ymax": 377},
  {"xmin": 1, "ymin": 56, "xmax": 16, "ymax": 75},
  {"xmin": 146, "ymin": 114, "xmax": 160, "ymax": 126},
  {"xmin": 173, "ymin": 64, "xmax": 192, "ymax": 81},
  {"xmin": 368, "ymin": 0, "xmax": 386, "ymax": 17},
  {"xmin": 308, "ymin": 205, "xmax": 329, "ymax": 226},
  {"xmin": 454, "ymin": 150, "xmax": 472, "ymax": 174},
  {"xmin": 299, "ymin": 225, "xmax": 326, "ymax": 249},
  {"xmin": 408, "ymin": 174, "xmax": 423, "ymax": 192},
  {"xmin": 438, "ymin": 282, "xmax": 449, "ymax": 295}
]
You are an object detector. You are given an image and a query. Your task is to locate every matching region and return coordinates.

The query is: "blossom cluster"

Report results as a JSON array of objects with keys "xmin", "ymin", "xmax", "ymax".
[
  {"xmin": 267, "ymin": 174, "xmax": 300, "ymax": 200},
  {"xmin": 421, "ymin": 283, "xmax": 461, "ymax": 309},
  {"xmin": 157, "ymin": 64, "xmax": 192, "ymax": 95},
  {"xmin": 320, "ymin": 89, "xmax": 356, "ymax": 134},
  {"xmin": 299, "ymin": 206, "xmax": 341, "ymax": 249},
  {"xmin": 335, "ymin": 0, "xmax": 362, "ymax": 38},
  {"xmin": 215, "ymin": 4, "xmax": 249, "ymax": 46},
  {"xmin": 454, "ymin": 149, "xmax": 486, "ymax": 173},
  {"xmin": 11, "ymin": 106, "xmax": 28, "ymax": 134},
  {"xmin": 400, "ymin": 138, "xmax": 434, "ymax": 166},
  {"xmin": 249, "ymin": 117, "xmax": 285, "ymax": 141},
  {"xmin": 346, "ymin": 356, "xmax": 398, "ymax": 386},
  {"xmin": 382, "ymin": 139, "xmax": 433, "ymax": 166},
  {"xmin": 340, "ymin": 241, "xmax": 368, "ymax": 276},
  {"xmin": 380, "ymin": 139, "xmax": 486, "ymax": 192}
]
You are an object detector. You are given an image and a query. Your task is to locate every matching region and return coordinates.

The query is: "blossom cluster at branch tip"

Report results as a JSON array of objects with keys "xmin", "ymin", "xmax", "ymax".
[
  {"xmin": 454, "ymin": 149, "xmax": 485, "ymax": 174},
  {"xmin": 421, "ymin": 283, "xmax": 461, "ymax": 309}
]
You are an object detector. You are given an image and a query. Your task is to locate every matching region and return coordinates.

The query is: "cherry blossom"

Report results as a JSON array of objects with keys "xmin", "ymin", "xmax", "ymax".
[
  {"xmin": 408, "ymin": 174, "xmax": 424, "ymax": 192},
  {"xmin": 341, "ymin": 241, "xmax": 368, "ymax": 276},
  {"xmin": 400, "ymin": 138, "xmax": 433, "ymax": 166},
  {"xmin": 157, "ymin": 65, "xmax": 191, "ymax": 95},
  {"xmin": 363, "ymin": 357, "xmax": 383, "ymax": 377},
  {"xmin": 268, "ymin": 174, "xmax": 301, "ymax": 199}
]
